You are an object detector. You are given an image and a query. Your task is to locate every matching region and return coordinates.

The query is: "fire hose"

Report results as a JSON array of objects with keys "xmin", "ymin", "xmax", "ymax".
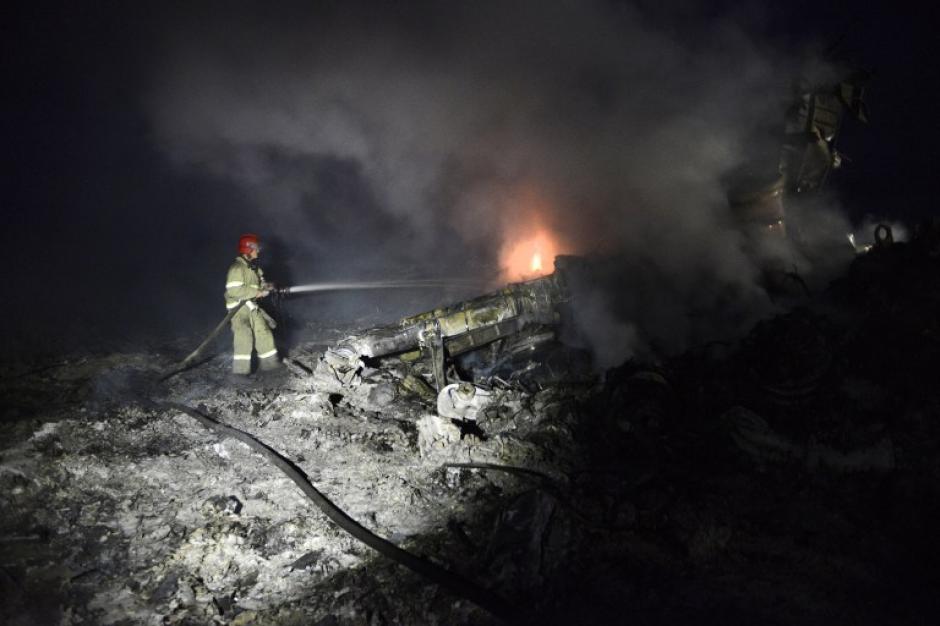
[
  {"xmin": 159, "ymin": 301, "xmax": 247, "ymax": 382},
  {"xmin": 162, "ymin": 402, "xmax": 519, "ymax": 623}
]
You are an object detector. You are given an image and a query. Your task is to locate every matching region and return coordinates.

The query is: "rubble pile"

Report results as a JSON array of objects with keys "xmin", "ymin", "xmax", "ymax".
[{"xmin": 2, "ymin": 223, "xmax": 939, "ymax": 624}]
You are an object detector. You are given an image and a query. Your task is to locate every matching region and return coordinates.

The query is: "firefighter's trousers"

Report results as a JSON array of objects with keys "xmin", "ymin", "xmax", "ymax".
[{"xmin": 230, "ymin": 306, "xmax": 277, "ymax": 374}]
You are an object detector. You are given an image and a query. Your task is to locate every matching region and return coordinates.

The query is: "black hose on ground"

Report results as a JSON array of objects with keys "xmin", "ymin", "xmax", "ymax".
[
  {"xmin": 159, "ymin": 302, "xmax": 246, "ymax": 382},
  {"xmin": 162, "ymin": 402, "xmax": 520, "ymax": 623}
]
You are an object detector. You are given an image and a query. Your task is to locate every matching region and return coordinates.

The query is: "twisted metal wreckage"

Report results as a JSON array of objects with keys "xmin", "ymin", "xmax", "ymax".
[{"xmin": 313, "ymin": 256, "xmax": 577, "ymax": 408}]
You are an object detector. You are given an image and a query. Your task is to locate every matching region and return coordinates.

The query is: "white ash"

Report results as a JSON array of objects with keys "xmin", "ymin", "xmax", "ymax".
[{"xmin": 0, "ymin": 348, "xmax": 584, "ymax": 625}]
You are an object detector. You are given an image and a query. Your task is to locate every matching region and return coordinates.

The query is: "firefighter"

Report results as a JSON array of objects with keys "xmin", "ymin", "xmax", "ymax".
[{"xmin": 225, "ymin": 234, "xmax": 280, "ymax": 375}]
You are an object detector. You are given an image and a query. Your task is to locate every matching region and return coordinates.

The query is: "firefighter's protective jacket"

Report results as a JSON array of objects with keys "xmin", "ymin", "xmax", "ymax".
[
  {"xmin": 224, "ymin": 256, "xmax": 266, "ymax": 311},
  {"xmin": 225, "ymin": 255, "xmax": 277, "ymax": 373}
]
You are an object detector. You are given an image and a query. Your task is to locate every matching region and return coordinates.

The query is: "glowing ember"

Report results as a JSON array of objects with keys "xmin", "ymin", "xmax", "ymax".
[{"xmin": 502, "ymin": 230, "xmax": 559, "ymax": 281}]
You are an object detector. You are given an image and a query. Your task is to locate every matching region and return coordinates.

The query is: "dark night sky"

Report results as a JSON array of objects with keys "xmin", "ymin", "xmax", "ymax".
[{"xmin": 2, "ymin": 1, "xmax": 937, "ymax": 358}]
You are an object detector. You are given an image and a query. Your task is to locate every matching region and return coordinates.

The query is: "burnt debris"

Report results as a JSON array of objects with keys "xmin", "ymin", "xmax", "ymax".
[{"xmin": 2, "ymin": 222, "xmax": 940, "ymax": 625}]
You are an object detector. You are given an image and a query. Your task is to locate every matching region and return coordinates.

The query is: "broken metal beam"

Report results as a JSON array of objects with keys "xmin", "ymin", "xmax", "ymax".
[{"xmin": 317, "ymin": 258, "xmax": 573, "ymax": 390}]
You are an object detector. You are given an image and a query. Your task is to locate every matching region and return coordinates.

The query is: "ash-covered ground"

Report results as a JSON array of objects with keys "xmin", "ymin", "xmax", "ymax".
[{"xmin": 3, "ymin": 227, "xmax": 940, "ymax": 625}]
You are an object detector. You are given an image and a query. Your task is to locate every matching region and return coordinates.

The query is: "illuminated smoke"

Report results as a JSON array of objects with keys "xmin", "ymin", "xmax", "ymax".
[{"xmin": 146, "ymin": 1, "xmax": 842, "ymax": 365}]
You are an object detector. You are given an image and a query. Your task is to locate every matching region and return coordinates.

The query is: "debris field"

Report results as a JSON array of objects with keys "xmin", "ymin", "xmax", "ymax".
[{"xmin": 2, "ymin": 224, "xmax": 940, "ymax": 625}]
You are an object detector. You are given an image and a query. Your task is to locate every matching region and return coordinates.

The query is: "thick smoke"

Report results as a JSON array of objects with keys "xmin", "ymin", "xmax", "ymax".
[{"xmin": 146, "ymin": 1, "xmax": 839, "ymax": 367}]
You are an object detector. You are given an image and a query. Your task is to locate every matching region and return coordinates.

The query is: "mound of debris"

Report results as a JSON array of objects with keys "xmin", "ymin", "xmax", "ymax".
[{"xmin": 2, "ymin": 223, "xmax": 939, "ymax": 625}]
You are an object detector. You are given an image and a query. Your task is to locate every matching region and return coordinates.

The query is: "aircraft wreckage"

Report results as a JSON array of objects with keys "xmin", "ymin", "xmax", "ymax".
[{"xmin": 311, "ymin": 256, "xmax": 590, "ymax": 420}]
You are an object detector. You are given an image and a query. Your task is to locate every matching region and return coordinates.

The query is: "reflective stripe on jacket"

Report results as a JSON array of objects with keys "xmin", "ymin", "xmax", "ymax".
[{"xmin": 224, "ymin": 256, "xmax": 265, "ymax": 310}]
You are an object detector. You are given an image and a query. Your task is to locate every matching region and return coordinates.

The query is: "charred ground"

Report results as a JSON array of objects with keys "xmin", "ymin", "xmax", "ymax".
[{"xmin": 2, "ymin": 224, "xmax": 939, "ymax": 625}]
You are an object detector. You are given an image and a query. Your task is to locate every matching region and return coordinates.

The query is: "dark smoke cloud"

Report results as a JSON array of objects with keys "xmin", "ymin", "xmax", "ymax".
[{"xmin": 145, "ymin": 1, "xmax": 847, "ymax": 367}]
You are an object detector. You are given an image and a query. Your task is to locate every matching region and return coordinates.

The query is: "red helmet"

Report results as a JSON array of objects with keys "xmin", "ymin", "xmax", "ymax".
[{"xmin": 238, "ymin": 233, "xmax": 260, "ymax": 255}]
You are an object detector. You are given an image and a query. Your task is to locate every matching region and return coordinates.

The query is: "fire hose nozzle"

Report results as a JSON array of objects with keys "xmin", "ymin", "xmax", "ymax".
[{"xmin": 276, "ymin": 287, "xmax": 292, "ymax": 296}]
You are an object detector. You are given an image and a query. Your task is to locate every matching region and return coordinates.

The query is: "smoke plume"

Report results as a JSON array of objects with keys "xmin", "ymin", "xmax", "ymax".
[{"xmin": 145, "ymin": 1, "xmax": 843, "ymax": 367}]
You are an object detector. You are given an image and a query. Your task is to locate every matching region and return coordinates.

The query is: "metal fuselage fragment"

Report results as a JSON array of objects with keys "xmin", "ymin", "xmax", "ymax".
[{"xmin": 317, "ymin": 258, "xmax": 572, "ymax": 392}]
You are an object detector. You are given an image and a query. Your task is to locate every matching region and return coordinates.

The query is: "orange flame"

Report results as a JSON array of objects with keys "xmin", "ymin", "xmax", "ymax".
[
  {"xmin": 501, "ymin": 230, "xmax": 558, "ymax": 281},
  {"xmin": 531, "ymin": 252, "xmax": 543, "ymax": 273}
]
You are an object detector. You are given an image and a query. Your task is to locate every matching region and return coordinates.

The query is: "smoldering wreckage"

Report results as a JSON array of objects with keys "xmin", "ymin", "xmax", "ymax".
[{"xmin": 3, "ymin": 78, "xmax": 940, "ymax": 626}]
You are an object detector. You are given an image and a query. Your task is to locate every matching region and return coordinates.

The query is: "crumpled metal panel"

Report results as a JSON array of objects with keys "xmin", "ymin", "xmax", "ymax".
[
  {"xmin": 318, "ymin": 260, "xmax": 571, "ymax": 390},
  {"xmin": 348, "ymin": 269, "xmax": 566, "ymax": 359}
]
